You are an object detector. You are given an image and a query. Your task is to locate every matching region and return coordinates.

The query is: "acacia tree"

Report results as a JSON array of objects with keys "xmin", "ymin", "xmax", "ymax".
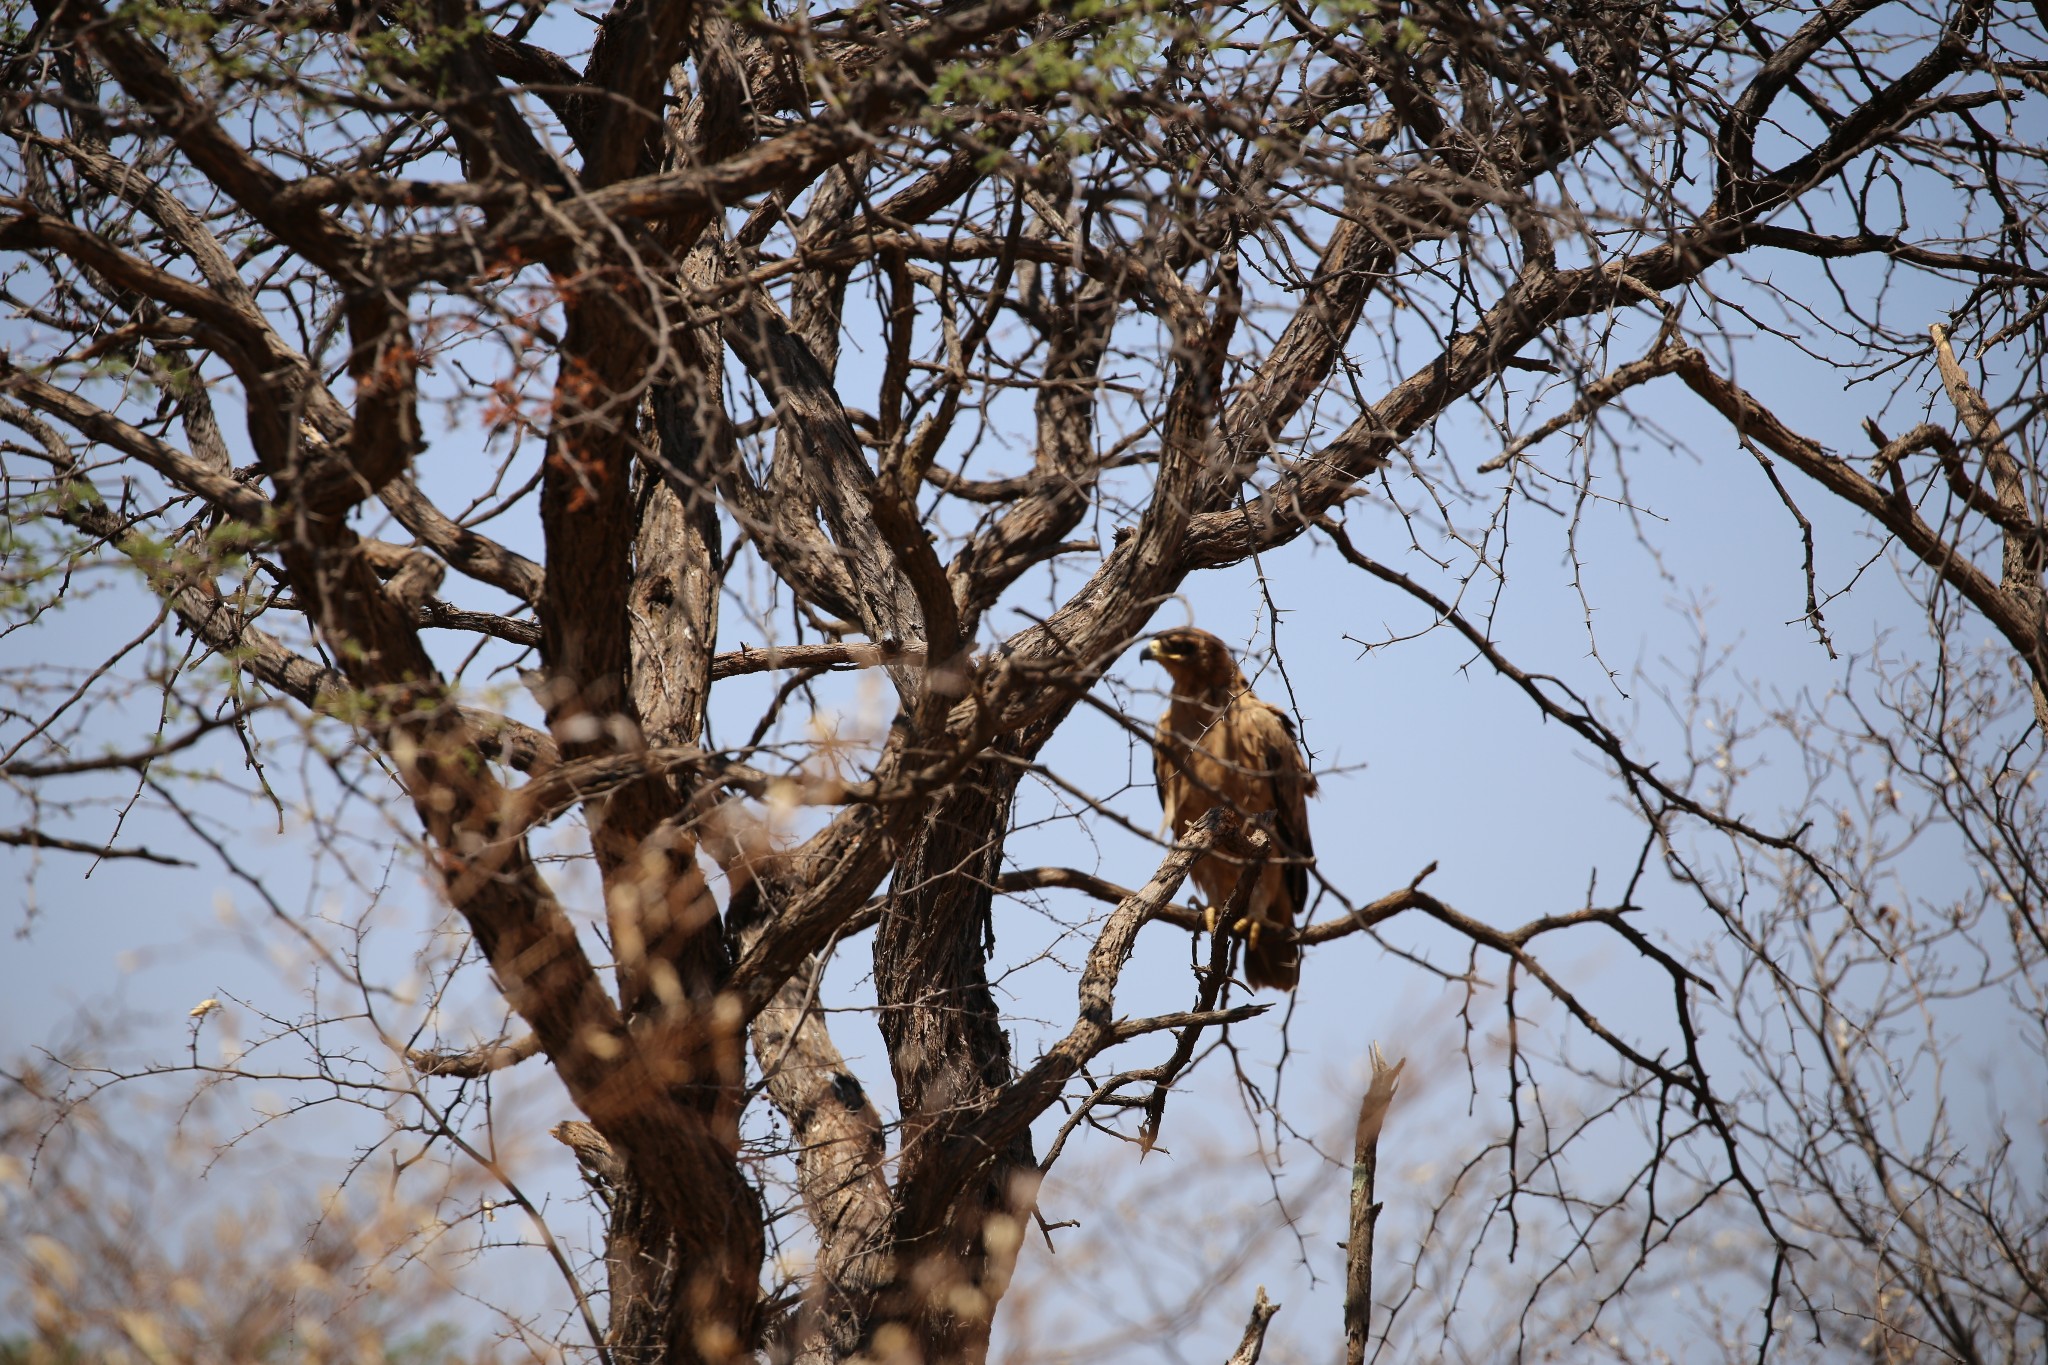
[{"xmin": 2, "ymin": 0, "xmax": 2045, "ymax": 1361}]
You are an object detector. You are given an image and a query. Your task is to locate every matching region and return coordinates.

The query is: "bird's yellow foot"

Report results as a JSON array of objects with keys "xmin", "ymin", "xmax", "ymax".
[
  {"xmin": 1235, "ymin": 918, "xmax": 1262, "ymax": 951},
  {"xmin": 1203, "ymin": 904, "xmax": 1221, "ymax": 934}
]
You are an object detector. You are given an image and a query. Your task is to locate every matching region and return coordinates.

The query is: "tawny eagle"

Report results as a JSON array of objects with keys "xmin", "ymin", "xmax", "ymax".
[{"xmin": 1141, "ymin": 627, "xmax": 1318, "ymax": 990}]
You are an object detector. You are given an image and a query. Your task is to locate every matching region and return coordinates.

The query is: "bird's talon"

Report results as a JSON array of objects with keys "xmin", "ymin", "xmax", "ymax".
[
  {"xmin": 1236, "ymin": 919, "xmax": 1261, "ymax": 950},
  {"xmin": 1202, "ymin": 905, "xmax": 1220, "ymax": 934}
]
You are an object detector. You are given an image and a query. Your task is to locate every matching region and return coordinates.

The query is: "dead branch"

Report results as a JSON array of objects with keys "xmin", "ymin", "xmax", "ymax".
[
  {"xmin": 1224, "ymin": 1287, "xmax": 1280, "ymax": 1365},
  {"xmin": 408, "ymin": 1032, "xmax": 543, "ymax": 1078},
  {"xmin": 1344, "ymin": 1046, "xmax": 1404, "ymax": 1365}
]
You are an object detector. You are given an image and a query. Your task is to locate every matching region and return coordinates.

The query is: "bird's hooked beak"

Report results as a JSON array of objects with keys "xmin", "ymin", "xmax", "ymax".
[{"xmin": 1139, "ymin": 637, "xmax": 1164, "ymax": 663}]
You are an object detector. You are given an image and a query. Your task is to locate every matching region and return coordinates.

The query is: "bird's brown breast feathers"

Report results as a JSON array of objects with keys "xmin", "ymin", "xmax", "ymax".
[{"xmin": 1157, "ymin": 691, "xmax": 1312, "ymax": 914}]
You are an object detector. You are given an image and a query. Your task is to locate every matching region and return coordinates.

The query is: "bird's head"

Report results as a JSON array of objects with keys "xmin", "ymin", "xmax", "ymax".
[{"xmin": 1140, "ymin": 627, "xmax": 1241, "ymax": 691}]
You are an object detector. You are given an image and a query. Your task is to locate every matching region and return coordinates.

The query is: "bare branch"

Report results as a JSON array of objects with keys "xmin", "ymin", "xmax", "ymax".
[
  {"xmin": 0, "ymin": 827, "xmax": 194, "ymax": 866},
  {"xmin": 408, "ymin": 1032, "xmax": 542, "ymax": 1078},
  {"xmin": 1344, "ymin": 1046, "xmax": 1404, "ymax": 1365},
  {"xmin": 1224, "ymin": 1287, "xmax": 1280, "ymax": 1365}
]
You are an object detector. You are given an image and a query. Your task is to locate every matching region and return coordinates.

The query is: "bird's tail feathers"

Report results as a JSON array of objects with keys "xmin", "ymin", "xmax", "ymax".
[{"xmin": 1244, "ymin": 933, "xmax": 1300, "ymax": 992}]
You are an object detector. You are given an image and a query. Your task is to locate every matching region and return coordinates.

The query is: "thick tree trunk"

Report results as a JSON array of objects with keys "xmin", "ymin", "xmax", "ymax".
[{"xmin": 872, "ymin": 755, "xmax": 1038, "ymax": 1363}]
